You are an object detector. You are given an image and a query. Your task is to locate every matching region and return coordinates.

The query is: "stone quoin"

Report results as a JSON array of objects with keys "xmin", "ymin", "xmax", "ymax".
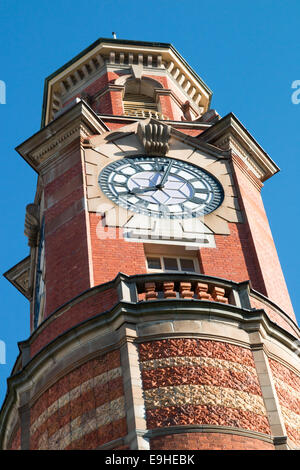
[{"xmin": 1, "ymin": 37, "xmax": 299, "ymax": 451}]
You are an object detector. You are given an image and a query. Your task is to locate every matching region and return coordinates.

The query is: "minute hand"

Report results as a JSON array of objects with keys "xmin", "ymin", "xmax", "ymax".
[{"xmin": 158, "ymin": 161, "xmax": 173, "ymax": 188}]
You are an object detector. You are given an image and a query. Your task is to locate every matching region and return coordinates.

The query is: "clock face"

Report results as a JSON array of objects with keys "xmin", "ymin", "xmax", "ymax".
[{"xmin": 99, "ymin": 156, "xmax": 224, "ymax": 219}]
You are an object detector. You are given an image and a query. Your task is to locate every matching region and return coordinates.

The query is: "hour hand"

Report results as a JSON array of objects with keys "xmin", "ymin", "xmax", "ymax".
[{"xmin": 130, "ymin": 186, "xmax": 157, "ymax": 194}]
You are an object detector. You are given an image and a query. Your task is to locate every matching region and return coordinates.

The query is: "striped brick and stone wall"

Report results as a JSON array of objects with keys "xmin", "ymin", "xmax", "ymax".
[
  {"xmin": 138, "ymin": 338, "xmax": 272, "ymax": 449},
  {"xmin": 2, "ymin": 308, "xmax": 300, "ymax": 450},
  {"xmin": 269, "ymin": 359, "xmax": 300, "ymax": 447},
  {"xmin": 29, "ymin": 350, "xmax": 126, "ymax": 450},
  {"xmin": 7, "ymin": 425, "xmax": 21, "ymax": 451}
]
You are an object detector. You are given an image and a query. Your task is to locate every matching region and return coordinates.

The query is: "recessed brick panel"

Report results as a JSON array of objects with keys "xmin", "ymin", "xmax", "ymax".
[
  {"xmin": 139, "ymin": 339, "xmax": 270, "ymax": 438},
  {"xmin": 150, "ymin": 432, "xmax": 275, "ymax": 450},
  {"xmin": 269, "ymin": 359, "xmax": 300, "ymax": 446}
]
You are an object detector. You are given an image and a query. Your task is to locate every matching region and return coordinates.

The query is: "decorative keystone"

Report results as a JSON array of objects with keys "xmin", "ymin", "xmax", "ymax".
[
  {"xmin": 137, "ymin": 121, "xmax": 171, "ymax": 156},
  {"xmin": 145, "ymin": 282, "xmax": 158, "ymax": 301},
  {"xmin": 24, "ymin": 204, "xmax": 40, "ymax": 247},
  {"xmin": 195, "ymin": 283, "xmax": 212, "ymax": 301},
  {"xmin": 163, "ymin": 282, "xmax": 177, "ymax": 299},
  {"xmin": 211, "ymin": 286, "xmax": 228, "ymax": 304},
  {"xmin": 180, "ymin": 282, "xmax": 194, "ymax": 299}
]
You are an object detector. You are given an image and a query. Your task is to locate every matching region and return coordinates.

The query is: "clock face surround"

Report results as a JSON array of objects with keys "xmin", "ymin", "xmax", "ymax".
[{"xmin": 99, "ymin": 156, "xmax": 224, "ymax": 220}]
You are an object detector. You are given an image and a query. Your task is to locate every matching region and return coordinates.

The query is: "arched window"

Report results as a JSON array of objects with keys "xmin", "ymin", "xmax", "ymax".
[
  {"xmin": 122, "ymin": 77, "xmax": 166, "ymax": 119},
  {"xmin": 123, "ymin": 92, "xmax": 158, "ymax": 118}
]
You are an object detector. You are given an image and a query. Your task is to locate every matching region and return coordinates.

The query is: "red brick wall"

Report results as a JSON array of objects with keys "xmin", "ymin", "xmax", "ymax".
[
  {"xmin": 102, "ymin": 120, "xmax": 130, "ymax": 130},
  {"xmin": 89, "ymin": 213, "xmax": 147, "ymax": 285},
  {"xmin": 30, "ymin": 286, "xmax": 118, "ymax": 358},
  {"xmin": 29, "ymin": 350, "xmax": 126, "ymax": 450},
  {"xmin": 150, "ymin": 432, "xmax": 275, "ymax": 450},
  {"xmin": 85, "ymin": 73, "xmax": 112, "ymax": 98},
  {"xmin": 44, "ymin": 151, "xmax": 90, "ymax": 317},
  {"xmin": 200, "ymin": 222, "xmax": 266, "ymax": 292},
  {"xmin": 61, "ymin": 71, "xmax": 120, "ymax": 115},
  {"xmin": 173, "ymin": 127, "xmax": 205, "ymax": 137},
  {"xmin": 158, "ymin": 94, "xmax": 175, "ymax": 120},
  {"xmin": 232, "ymin": 157, "xmax": 295, "ymax": 320}
]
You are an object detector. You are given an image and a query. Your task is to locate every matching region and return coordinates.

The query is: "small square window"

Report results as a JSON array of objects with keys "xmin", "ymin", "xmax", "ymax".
[
  {"xmin": 147, "ymin": 257, "xmax": 162, "ymax": 269},
  {"xmin": 180, "ymin": 258, "xmax": 196, "ymax": 272},
  {"xmin": 163, "ymin": 257, "xmax": 179, "ymax": 271}
]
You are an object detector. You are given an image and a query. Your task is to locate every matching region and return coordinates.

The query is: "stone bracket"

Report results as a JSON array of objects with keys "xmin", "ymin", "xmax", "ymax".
[
  {"xmin": 24, "ymin": 203, "xmax": 40, "ymax": 247},
  {"xmin": 137, "ymin": 120, "xmax": 171, "ymax": 156}
]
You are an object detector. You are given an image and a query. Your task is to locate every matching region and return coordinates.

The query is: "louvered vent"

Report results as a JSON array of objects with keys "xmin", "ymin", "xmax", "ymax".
[{"xmin": 123, "ymin": 93, "xmax": 166, "ymax": 119}]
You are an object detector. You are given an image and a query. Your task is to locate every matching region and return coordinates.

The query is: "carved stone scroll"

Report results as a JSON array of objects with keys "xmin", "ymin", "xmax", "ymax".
[
  {"xmin": 24, "ymin": 204, "xmax": 40, "ymax": 247},
  {"xmin": 137, "ymin": 121, "xmax": 171, "ymax": 156}
]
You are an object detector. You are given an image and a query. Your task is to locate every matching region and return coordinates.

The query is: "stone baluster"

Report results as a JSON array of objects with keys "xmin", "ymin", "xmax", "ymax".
[
  {"xmin": 194, "ymin": 93, "xmax": 201, "ymax": 105},
  {"xmin": 163, "ymin": 282, "xmax": 176, "ymax": 299},
  {"xmin": 211, "ymin": 286, "xmax": 228, "ymax": 304},
  {"xmin": 180, "ymin": 282, "xmax": 194, "ymax": 299},
  {"xmin": 195, "ymin": 283, "xmax": 212, "ymax": 301},
  {"xmin": 109, "ymin": 52, "xmax": 116, "ymax": 64},
  {"xmin": 144, "ymin": 282, "xmax": 158, "ymax": 301}
]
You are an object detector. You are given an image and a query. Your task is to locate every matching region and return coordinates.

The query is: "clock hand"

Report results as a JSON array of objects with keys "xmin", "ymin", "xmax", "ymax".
[
  {"xmin": 130, "ymin": 186, "xmax": 157, "ymax": 194},
  {"xmin": 130, "ymin": 162, "xmax": 173, "ymax": 195},
  {"xmin": 156, "ymin": 161, "xmax": 173, "ymax": 189}
]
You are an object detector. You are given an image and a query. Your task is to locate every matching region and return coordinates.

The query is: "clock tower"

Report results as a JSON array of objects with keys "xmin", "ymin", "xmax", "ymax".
[{"xmin": 1, "ymin": 38, "xmax": 300, "ymax": 451}]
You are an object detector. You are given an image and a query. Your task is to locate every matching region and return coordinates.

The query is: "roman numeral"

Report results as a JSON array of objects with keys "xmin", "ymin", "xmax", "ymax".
[
  {"xmin": 195, "ymin": 189, "xmax": 211, "ymax": 195},
  {"xmin": 190, "ymin": 196, "xmax": 207, "ymax": 205}
]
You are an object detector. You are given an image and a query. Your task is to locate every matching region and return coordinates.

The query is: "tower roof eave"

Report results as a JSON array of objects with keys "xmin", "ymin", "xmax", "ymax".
[
  {"xmin": 199, "ymin": 112, "xmax": 280, "ymax": 182},
  {"xmin": 41, "ymin": 38, "xmax": 213, "ymax": 128}
]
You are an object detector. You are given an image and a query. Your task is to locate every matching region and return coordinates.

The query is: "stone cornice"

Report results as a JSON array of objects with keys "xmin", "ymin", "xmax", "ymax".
[
  {"xmin": 231, "ymin": 151, "xmax": 263, "ymax": 191},
  {"xmin": 42, "ymin": 39, "xmax": 213, "ymax": 127},
  {"xmin": 250, "ymin": 288, "xmax": 300, "ymax": 337},
  {"xmin": 16, "ymin": 100, "xmax": 107, "ymax": 173},
  {"xmin": 199, "ymin": 112, "xmax": 279, "ymax": 182},
  {"xmin": 98, "ymin": 113, "xmax": 212, "ymax": 128},
  {"xmin": 3, "ymin": 256, "xmax": 31, "ymax": 300},
  {"xmin": 144, "ymin": 424, "xmax": 274, "ymax": 444}
]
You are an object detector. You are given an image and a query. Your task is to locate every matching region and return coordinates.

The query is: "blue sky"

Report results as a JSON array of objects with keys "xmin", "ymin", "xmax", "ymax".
[{"xmin": 0, "ymin": 0, "xmax": 299, "ymax": 405}]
